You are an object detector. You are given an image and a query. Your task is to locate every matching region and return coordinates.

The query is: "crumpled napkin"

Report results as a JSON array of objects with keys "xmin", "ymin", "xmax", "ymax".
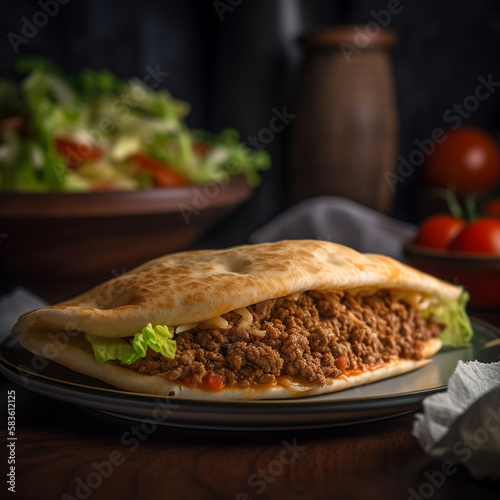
[
  {"xmin": 412, "ymin": 360, "xmax": 500, "ymax": 481},
  {"xmin": 250, "ymin": 196, "xmax": 416, "ymax": 260}
]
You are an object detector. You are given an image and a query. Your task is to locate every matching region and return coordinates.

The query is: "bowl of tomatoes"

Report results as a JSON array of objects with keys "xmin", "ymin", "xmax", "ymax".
[{"xmin": 405, "ymin": 213, "xmax": 500, "ymax": 310}]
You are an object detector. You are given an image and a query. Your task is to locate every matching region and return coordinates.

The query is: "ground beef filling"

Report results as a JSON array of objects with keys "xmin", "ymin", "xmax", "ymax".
[{"xmin": 124, "ymin": 291, "xmax": 444, "ymax": 389}]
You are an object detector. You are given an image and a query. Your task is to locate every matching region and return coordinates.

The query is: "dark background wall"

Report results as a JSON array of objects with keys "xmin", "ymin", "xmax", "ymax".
[{"xmin": 2, "ymin": 0, "xmax": 500, "ymax": 246}]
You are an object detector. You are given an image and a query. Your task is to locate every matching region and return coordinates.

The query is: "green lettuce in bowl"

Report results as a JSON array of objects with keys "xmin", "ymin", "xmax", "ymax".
[{"xmin": 0, "ymin": 56, "xmax": 270, "ymax": 192}]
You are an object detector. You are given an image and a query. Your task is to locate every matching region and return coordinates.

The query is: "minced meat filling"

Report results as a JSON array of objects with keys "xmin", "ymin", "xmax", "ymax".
[{"xmin": 124, "ymin": 291, "xmax": 443, "ymax": 388}]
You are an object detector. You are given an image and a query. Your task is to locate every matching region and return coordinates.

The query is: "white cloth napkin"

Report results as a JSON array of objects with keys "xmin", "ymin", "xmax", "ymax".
[
  {"xmin": 250, "ymin": 196, "xmax": 417, "ymax": 260},
  {"xmin": 0, "ymin": 287, "xmax": 49, "ymax": 343},
  {"xmin": 412, "ymin": 360, "xmax": 500, "ymax": 480}
]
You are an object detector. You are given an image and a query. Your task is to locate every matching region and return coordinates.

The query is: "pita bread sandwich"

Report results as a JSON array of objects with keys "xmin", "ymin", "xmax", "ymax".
[{"xmin": 12, "ymin": 240, "xmax": 473, "ymax": 400}]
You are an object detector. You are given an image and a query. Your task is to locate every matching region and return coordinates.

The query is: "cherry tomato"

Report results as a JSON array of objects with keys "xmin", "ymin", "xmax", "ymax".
[
  {"xmin": 202, "ymin": 371, "xmax": 226, "ymax": 390},
  {"xmin": 449, "ymin": 218, "xmax": 500, "ymax": 254},
  {"xmin": 131, "ymin": 153, "xmax": 188, "ymax": 187},
  {"xmin": 423, "ymin": 126, "xmax": 500, "ymax": 195},
  {"xmin": 55, "ymin": 137, "xmax": 102, "ymax": 168},
  {"xmin": 413, "ymin": 214, "xmax": 466, "ymax": 249}
]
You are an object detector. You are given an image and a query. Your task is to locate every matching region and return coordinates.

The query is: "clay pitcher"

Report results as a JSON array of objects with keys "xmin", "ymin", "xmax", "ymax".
[{"xmin": 290, "ymin": 25, "xmax": 398, "ymax": 214}]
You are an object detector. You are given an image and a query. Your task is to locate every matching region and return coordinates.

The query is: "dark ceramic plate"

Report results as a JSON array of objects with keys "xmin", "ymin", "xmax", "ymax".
[{"xmin": 1, "ymin": 319, "xmax": 499, "ymax": 431}]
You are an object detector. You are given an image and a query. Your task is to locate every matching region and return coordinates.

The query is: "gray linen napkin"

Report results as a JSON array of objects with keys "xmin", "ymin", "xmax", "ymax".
[{"xmin": 250, "ymin": 196, "xmax": 416, "ymax": 260}]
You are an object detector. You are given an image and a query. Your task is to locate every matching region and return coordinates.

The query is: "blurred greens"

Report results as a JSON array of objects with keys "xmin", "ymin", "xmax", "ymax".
[{"xmin": 0, "ymin": 56, "xmax": 270, "ymax": 192}]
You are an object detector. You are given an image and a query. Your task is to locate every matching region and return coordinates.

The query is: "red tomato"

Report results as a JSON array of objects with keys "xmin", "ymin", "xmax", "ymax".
[
  {"xmin": 449, "ymin": 218, "xmax": 500, "ymax": 254},
  {"xmin": 55, "ymin": 138, "xmax": 102, "ymax": 168},
  {"xmin": 202, "ymin": 371, "xmax": 226, "ymax": 390},
  {"xmin": 193, "ymin": 142, "xmax": 211, "ymax": 157},
  {"xmin": 423, "ymin": 127, "xmax": 500, "ymax": 195},
  {"xmin": 132, "ymin": 153, "xmax": 188, "ymax": 187},
  {"xmin": 413, "ymin": 214, "xmax": 466, "ymax": 249}
]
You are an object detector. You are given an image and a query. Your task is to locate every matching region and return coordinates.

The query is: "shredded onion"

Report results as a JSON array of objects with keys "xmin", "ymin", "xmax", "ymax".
[
  {"xmin": 250, "ymin": 329, "xmax": 266, "ymax": 338},
  {"xmin": 200, "ymin": 316, "xmax": 230, "ymax": 329},
  {"xmin": 234, "ymin": 307, "xmax": 253, "ymax": 330},
  {"xmin": 175, "ymin": 322, "xmax": 199, "ymax": 334}
]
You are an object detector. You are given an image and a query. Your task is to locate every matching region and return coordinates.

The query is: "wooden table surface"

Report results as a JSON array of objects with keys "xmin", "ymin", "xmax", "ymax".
[{"xmin": 1, "ymin": 313, "xmax": 500, "ymax": 500}]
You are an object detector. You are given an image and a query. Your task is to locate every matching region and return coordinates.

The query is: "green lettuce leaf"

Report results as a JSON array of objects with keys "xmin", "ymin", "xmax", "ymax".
[
  {"xmin": 84, "ymin": 333, "xmax": 135, "ymax": 364},
  {"xmin": 424, "ymin": 291, "xmax": 473, "ymax": 348},
  {"xmin": 190, "ymin": 128, "xmax": 271, "ymax": 186},
  {"xmin": 85, "ymin": 323, "xmax": 176, "ymax": 365}
]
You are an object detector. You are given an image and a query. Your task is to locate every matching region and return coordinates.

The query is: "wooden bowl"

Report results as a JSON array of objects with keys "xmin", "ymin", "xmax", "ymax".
[
  {"xmin": 0, "ymin": 176, "xmax": 252, "ymax": 303},
  {"xmin": 404, "ymin": 241, "xmax": 500, "ymax": 310}
]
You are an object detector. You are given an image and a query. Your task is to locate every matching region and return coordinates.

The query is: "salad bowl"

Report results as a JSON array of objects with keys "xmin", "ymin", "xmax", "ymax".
[{"xmin": 0, "ymin": 176, "xmax": 252, "ymax": 303}]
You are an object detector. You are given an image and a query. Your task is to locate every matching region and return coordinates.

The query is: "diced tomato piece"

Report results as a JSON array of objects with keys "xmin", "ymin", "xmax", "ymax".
[
  {"xmin": 92, "ymin": 180, "xmax": 117, "ymax": 192},
  {"xmin": 55, "ymin": 138, "xmax": 102, "ymax": 168},
  {"xmin": 202, "ymin": 371, "xmax": 226, "ymax": 390},
  {"xmin": 180, "ymin": 376, "xmax": 196, "ymax": 388},
  {"xmin": 131, "ymin": 153, "xmax": 188, "ymax": 187},
  {"xmin": 193, "ymin": 142, "xmax": 211, "ymax": 157},
  {"xmin": 334, "ymin": 356, "xmax": 349, "ymax": 372}
]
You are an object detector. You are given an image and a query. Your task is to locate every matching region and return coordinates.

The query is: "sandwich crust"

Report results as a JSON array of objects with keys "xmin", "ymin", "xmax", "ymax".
[{"xmin": 12, "ymin": 240, "xmax": 460, "ymax": 339}]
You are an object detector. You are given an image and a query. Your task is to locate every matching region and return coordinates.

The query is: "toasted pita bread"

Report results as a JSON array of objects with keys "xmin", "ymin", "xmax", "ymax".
[{"xmin": 12, "ymin": 240, "xmax": 461, "ymax": 400}]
